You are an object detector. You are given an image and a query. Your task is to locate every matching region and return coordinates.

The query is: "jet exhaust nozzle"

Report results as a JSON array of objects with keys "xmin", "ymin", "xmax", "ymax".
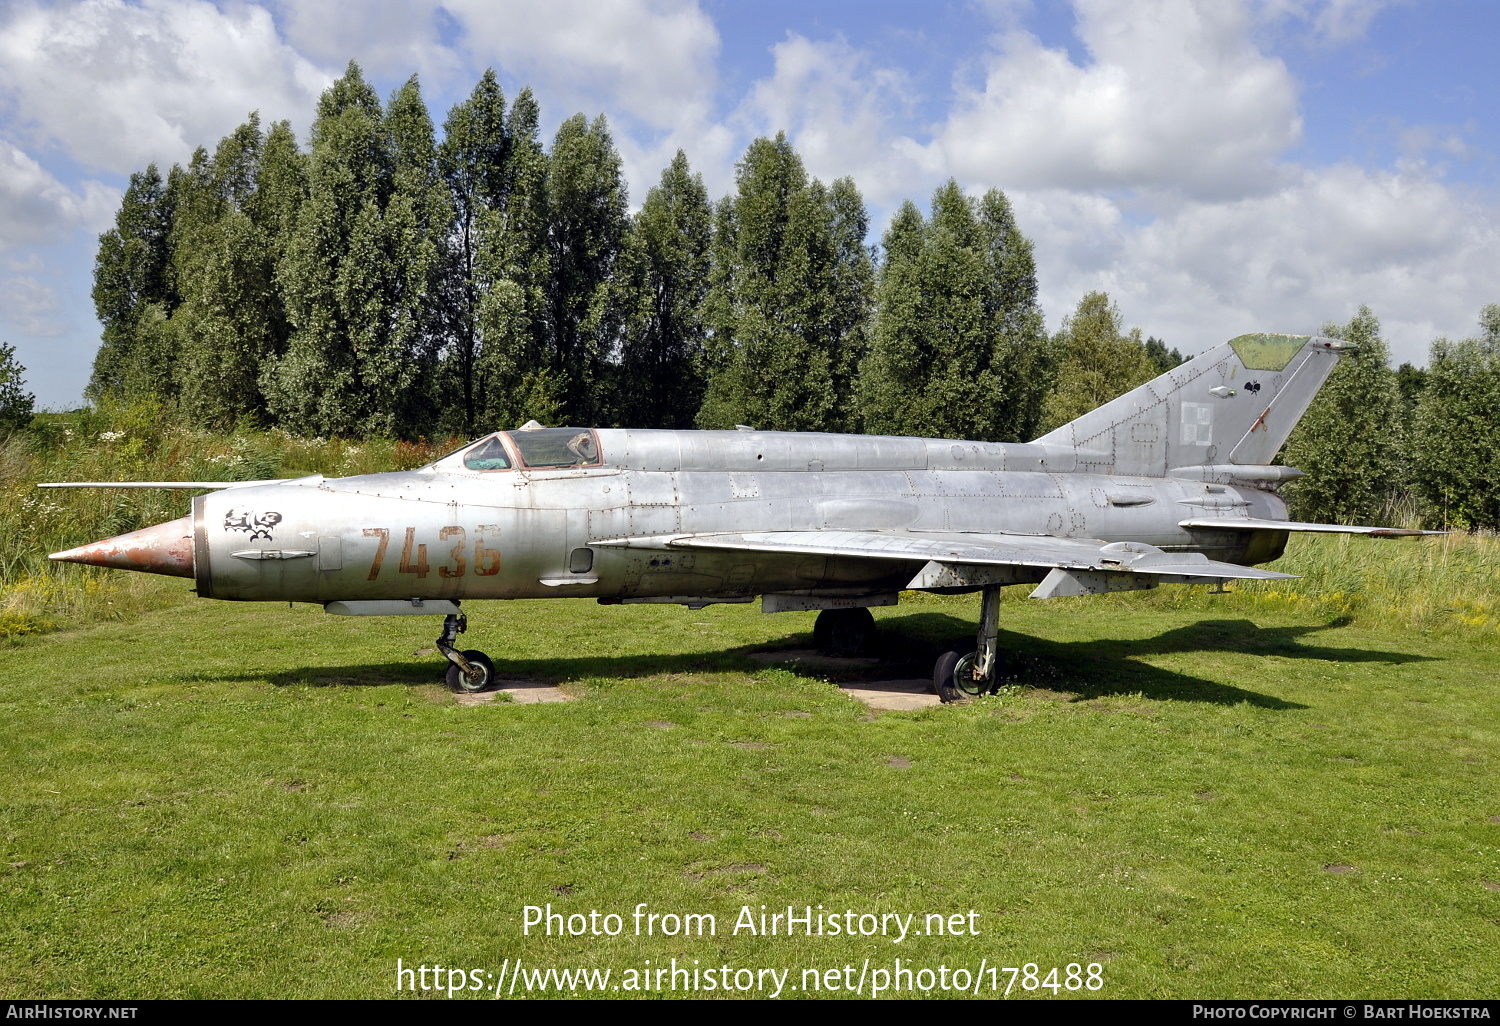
[{"xmin": 48, "ymin": 515, "xmax": 195, "ymax": 579}]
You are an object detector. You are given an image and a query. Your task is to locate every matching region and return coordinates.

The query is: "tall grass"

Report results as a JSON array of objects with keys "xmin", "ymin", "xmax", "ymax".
[
  {"xmin": 1099, "ymin": 531, "xmax": 1500, "ymax": 638},
  {"xmin": 0, "ymin": 402, "xmax": 459, "ymax": 638},
  {"xmin": 1240, "ymin": 531, "xmax": 1500, "ymax": 633}
]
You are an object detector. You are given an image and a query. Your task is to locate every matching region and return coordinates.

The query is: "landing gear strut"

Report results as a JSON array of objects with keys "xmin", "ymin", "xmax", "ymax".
[
  {"xmin": 437, "ymin": 608, "xmax": 495, "ymax": 693},
  {"xmin": 813, "ymin": 607, "xmax": 875, "ymax": 656},
  {"xmin": 932, "ymin": 585, "xmax": 1003, "ymax": 703}
]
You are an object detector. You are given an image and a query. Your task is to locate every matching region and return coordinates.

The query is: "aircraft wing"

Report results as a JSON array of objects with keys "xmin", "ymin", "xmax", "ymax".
[
  {"xmin": 38, "ymin": 479, "xmax": 292, "ymax": 490},
  {"xmin": 597, "ymin": 530, "xmax": 1296, "ymax": 581},
  {"xmin": 1180, "ymin": 518, "xmax": 1443, "ymax": 537}
]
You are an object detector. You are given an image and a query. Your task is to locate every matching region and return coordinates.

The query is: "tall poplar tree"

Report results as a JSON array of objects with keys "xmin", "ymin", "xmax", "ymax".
[
  {"xmin": 89, "ymin": 164, "xmax": 179, "ymax": 400},
  {"xmin": 379, "ymin": 74, "xmax": 454, "ymax": 436},
  {"xmin": 1411, "ymin": 304, "xmax": 1500, "ymax": 528},
  {"xmin": 169, "ymin": 116, "xmax": 286, "ymax": 427},
  {"xmin": 979, "ymin": 188, "xmax": 1051, "ymax": 441},
  {"xmin": 265, "ymin": 62, "xmax": 389, "ymax": 436},
  {"xmin": 254, "ymin": 120, "xmax": 309, "ymax": 270},
  {"xmin": 472, "ymin": 88, "xmax": 560, "ymax": 429},
  {"xmin": 857, "ymin": 180, "xmax": 1047, "ymax": 441},
  {"xmin": 612, "ymin": 150, "xmax": 711, "ymax": 428},
  {"xmin": 542, "ymin": 113, "xmax": 627, "ymax": 425},
  {"xmin": 697, "ymin": 133, "xmax": 872, "ymax": 432},
  {"xmin": 1281, "ymin": 306, "xmax": 1405, "ymax": 524},
  {"xmin": 438, "ymin": 70, "xmax": 512, "ymax": 436},
  {"xmin": 266, "ymin": 64, "xmax": 448, "ymax": 437}
]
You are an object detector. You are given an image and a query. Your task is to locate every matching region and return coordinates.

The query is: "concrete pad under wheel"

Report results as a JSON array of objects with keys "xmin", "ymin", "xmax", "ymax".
[
  {"xmin": 839, "ymin": 680, "xmax": 943, "ymax": 711},
  {"xmin": 455, "ymin": 680, "xmax": 572, "ymax": 705}
]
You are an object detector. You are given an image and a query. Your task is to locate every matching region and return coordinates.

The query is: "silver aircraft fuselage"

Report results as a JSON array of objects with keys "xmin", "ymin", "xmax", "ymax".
[{"xmin": 182, "ymin": 429, "xmax": 1289, "ymax": 607}]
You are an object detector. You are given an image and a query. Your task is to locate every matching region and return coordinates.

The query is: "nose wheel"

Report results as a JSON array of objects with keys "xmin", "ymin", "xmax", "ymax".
[
  {"xmin": 445, "ymin": 649, "xmax": 496, "ymax": 693},
  {"xmin": 436, "ymin": 610, "xmax": 496, "ymax": 693}
]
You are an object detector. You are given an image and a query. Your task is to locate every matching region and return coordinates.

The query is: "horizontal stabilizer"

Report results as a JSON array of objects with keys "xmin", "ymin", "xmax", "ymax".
[{"xmin": 1181, "ymin": 518, "xmax": 1444, "ymax": 537}]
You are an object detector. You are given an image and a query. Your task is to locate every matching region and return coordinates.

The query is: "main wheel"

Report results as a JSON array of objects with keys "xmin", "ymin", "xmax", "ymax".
[
  {"xmin": 814, "ymin": 607, "xmax": 875, "ymax": 656},
  {"xmin": 445, "ymin": 650, "xmax": 496, "ymax": 693}
]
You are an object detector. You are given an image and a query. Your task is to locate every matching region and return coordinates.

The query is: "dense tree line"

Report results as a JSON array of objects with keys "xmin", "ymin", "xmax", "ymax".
[
  {"xmin": 88, "ymin": 62, "xmax": 1164, "ymax": 447},
  {"xmin": 1281, "ymin": 303, "xmax": 1500, "ymax": 530},
  {"xmin": 86, "ymin": 62, "xmax": 1500, "ymax": 529}
]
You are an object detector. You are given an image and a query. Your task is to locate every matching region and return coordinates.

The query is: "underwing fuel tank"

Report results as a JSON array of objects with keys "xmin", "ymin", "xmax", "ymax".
[{"xmin": 49, "ymin": 516, "xmax": 195, "ymax": 579}]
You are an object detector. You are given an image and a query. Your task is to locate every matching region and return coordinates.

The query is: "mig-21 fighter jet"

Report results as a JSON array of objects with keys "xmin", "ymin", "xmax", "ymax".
[{"xmin": 45, "ymin": 333, "xmax": 1434, "ymax": 702}]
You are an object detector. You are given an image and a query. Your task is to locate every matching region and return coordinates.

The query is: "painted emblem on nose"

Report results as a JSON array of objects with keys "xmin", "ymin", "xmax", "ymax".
[{"xmin": 224, "ymin": 509, "xmax": 283, "ymax": 541}]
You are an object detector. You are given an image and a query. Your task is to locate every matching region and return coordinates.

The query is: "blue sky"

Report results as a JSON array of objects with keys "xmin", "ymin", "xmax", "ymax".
[{"xmin": 2, "ymin": 0, "xmax": 1497, "ymax": 409}]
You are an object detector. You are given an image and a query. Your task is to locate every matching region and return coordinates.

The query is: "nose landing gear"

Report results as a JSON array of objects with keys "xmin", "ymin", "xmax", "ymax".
[
  {"xmin": 437, "ymin": 609, "xmax": 496, "ymax": 693},
  {"xmin": 932, "ymin": 585, "xmax": 1004, "ymax": 703}
]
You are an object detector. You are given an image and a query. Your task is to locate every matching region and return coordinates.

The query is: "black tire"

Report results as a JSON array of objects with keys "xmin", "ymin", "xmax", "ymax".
[
  {"xmin": 932, "ymin": 648, "xmax": 967, "ymax": 703},
  {"xmin": 815, "ymin": 607, "xmax": 875, "ymax": 656},
  {"xmin": 445, "ymin": 650, "xmax": 496, "ymax": 693},
  {"xmin": 812, "ymin": 610, "xmax": 834, "ymax": 652}
]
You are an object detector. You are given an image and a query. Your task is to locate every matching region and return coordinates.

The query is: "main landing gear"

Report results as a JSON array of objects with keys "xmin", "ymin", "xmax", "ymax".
[
  {"xmin": 932, "ymin": 585, "xmax": 1004, "ymax": 703},
  {"xmin": 813, "ymin": 607, "xmax": 875, "ymax": 657},
  {"xmin": 437, "ymin": 608, "xmax": 496, "ymax": 693}
]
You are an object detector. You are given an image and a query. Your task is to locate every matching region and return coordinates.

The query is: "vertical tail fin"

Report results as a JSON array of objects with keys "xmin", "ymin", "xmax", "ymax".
[{"xmin": 1032, "ymin": 333, "xmax": 1357, "ymax": 476}]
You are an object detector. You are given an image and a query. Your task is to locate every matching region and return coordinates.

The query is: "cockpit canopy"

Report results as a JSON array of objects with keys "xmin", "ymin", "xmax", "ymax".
[
  {"xmin": 435, "ymin": 427, "xmax": 604, "ymax": 472},
  {"xmin": 505, "ymin": 427, "xmax": 601, "ymax": 468}
]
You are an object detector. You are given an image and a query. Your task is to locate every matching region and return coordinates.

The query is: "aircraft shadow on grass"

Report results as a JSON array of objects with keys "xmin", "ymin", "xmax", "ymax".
[
  {"xmin": 893, "ymin": 611, "xmax": 1434, "ymax": 710},
  {"xmin": 254, "ymin": 611, "xmax": 1432, "ymax": 712}
]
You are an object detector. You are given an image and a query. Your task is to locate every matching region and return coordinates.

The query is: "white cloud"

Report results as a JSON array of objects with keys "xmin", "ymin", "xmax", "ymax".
[
  {"xmin": 935, "ymin": 0, "xmax": 1302, "ymax": 198},
  {"xmin": 731, "ymin": 34, "xmax": 930, "ymax": 206},
  {"xmin": 0, "ymin": 273, "xmax": 66, "ymax": 337},
  {"xmin": 0, "ymin": 139, "xmax": 116, "ymax": 250},
  {"xmin": 0, "ymin": 0, "xmax": 330, "ymax": 173},
  {"xmin": 1015, "ymin": 163, "xmax": 1500, "ymax": 365},
  {"xmin": 1258, "ymin": 0, "xmax": 1397, "ymax": 44},
  {"xmin": 445, "ymin": 0, "xmax": 719, "ymax": 132},
  {"xmin": 267, "ymin": 0, "xmax": 463, "ymax": 91}
]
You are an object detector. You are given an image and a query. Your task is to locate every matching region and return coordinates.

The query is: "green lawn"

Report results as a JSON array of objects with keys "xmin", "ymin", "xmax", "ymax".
[{"xmin": 1, "ymin": 589, "xmax": 1496, "ymax": 999}]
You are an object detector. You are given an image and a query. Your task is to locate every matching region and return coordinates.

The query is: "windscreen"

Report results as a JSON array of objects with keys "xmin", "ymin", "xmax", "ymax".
[
  {"xmin": 461, "ymin": 434, "xmax": 512, "ymax": 471},
  {"xmin": 505, "ymin": 428, "xmax": 601, "ymax": 468}
]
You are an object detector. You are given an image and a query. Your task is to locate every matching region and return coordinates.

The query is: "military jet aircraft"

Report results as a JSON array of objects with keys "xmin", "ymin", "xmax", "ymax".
[{"xmin": 45, "ymin": 333, "xmax": 1433, "ymax": 702}]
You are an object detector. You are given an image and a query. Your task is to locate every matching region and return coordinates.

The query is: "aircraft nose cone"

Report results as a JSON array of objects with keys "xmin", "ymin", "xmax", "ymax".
[{"xmin": 49, "ymin": 515, "xmax": 195, "ymax": 579}]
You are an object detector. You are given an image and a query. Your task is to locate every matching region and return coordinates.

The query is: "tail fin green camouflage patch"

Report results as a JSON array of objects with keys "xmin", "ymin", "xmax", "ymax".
[{"xmin": 1228, "ymin": 333, "xmax": 1310, "ymax": 371}]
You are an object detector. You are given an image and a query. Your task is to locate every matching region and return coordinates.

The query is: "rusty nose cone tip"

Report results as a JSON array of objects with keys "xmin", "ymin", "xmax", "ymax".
[{"xmin": 49, "ymin": 515, "xmax": 195, "ymax": 579}]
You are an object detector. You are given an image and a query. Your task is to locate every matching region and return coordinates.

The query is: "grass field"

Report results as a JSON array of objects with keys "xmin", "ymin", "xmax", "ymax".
[{"xmin": 2, "ymin": 572, "xmax": 1497, "ymax": 999}]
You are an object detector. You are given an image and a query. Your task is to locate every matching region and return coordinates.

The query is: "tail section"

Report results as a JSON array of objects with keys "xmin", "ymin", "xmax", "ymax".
[{"xmin": 1032, "ymin": 333, "xmax": 1357, "ymax": 476}]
